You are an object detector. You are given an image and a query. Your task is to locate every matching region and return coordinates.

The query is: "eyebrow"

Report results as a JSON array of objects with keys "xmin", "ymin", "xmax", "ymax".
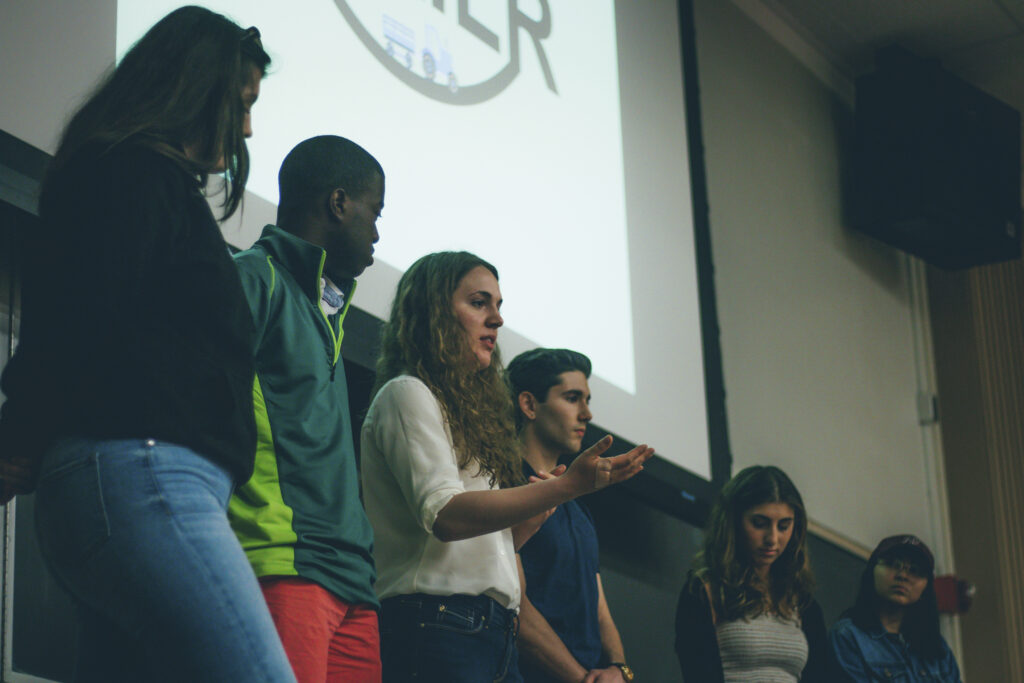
[
  {"xmin": 751, "ymin": 514, "xmax": 795, "ymax": 522},
  {"xmin": 471, "ymin": 291, "xmax": 502, "ymax": 305},
  {"xmin": 562, "ymin": 389, "xmax": 589, "ymax": 400}
]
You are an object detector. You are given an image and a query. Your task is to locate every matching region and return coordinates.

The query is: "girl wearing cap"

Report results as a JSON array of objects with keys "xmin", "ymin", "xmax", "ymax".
[
  {"xmin": 674, "ymin": 465, "xmax": 827, "ymax": 682},
  {"xmin": 828, "ymin": 535, "xmax": 963, "ymax": 682}
]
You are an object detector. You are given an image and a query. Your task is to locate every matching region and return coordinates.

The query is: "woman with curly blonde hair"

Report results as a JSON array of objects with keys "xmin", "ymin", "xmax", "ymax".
[
  {"xmin": 675, "ymin": 465, "xmax": 826, "ymax": 682},
  {"xmin": 360, "ymin": 251, "xmax": 653, "ymax": 683}
]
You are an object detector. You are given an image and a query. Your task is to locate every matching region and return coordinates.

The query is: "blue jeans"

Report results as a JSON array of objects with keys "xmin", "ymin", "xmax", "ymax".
[
  {"xmin": 380, "ymin": 593, "xmax": 523, "ymax": 683},
  {"xmin": 33, "ymin": 438, "xmax": 297, "ymax": 683}
]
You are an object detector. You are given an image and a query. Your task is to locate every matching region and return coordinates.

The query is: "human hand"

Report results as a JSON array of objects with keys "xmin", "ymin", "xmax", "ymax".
[
  {"xmin": 582, "ymin": 666, "xmax": 627, "ymax": 682},
  {"xmin": 0, "ymin": 455, "xmax": 34, "ymax": 504},
  {"xmin": 564, "ymin": 435, "xmax": 653, "ymax": 497},
  {"xmin": 527, "ymin": 464, "xmax": 566, "ymax": 483}
]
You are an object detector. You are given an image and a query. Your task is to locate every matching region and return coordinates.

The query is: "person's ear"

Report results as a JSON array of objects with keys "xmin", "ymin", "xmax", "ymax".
[
  {"xmin": 518, "ymin": 391, "xmax": 538, "ymax": 420},
  {"xmin": 328, "ymin": 187, "xmax": 348, "ymax": 222}
]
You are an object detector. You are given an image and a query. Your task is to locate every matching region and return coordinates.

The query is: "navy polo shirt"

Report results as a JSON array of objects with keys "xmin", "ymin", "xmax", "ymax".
[{"xmin": 519, "ymin": 461, "xmax": 602, "ymax": 675}]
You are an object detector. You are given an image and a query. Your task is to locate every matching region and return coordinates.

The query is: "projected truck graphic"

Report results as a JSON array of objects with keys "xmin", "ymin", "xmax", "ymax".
[
  {"xmin": 382, "ymin": 15, "xmax": 458, "ymax": 92},
  {"xmin": 382, "ymin": 15, "xmax": 414, "ymax": 68}
]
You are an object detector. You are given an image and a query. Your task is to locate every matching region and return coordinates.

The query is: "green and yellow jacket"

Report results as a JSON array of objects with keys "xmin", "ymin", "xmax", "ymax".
[{"xmin": 229, "ymin": 224, "xmax": 377, "ymax": 607}]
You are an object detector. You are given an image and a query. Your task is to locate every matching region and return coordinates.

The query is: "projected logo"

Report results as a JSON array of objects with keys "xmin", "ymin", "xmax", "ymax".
[{"xmin": 334, "ymin": 0, "xmax": 557, "ymax": 104}]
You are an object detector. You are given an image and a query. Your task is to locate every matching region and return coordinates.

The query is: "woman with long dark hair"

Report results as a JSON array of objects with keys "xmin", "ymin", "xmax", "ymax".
[
  {"xmin": 0, "ymin": 7, "xmax": 297, "ymax": 681},
  {"xmin": 675, "ymin": 465, "xmax": 827, "ymax": 682},
  {"xmin": 360, "ymin": 251, "xmax": 652, "ymax": 682},
  {"xmin": 828, "ymin": 535, "xmax": 962, "ymax": 682}
]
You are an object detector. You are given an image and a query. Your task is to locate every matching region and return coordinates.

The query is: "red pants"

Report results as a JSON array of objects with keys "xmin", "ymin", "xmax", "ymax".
[{"xmin": 260, "ymin": 577, "xmax": 381, "ymax": 683}]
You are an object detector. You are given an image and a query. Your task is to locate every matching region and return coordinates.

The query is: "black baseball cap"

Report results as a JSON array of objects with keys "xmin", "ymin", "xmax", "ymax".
[{"xmin": 869, "ymin": 534, "xmax": 935, "ymax": 576}]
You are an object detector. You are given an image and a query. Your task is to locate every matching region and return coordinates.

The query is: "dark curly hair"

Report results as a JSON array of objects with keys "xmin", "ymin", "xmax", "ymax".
[
  {"xmin": 689, "ymin": 465, "xmax": 815, "ymax": 621},
  {"xmin": 374, "ymin": 251, "xmax": 523, "ymax": 488}
]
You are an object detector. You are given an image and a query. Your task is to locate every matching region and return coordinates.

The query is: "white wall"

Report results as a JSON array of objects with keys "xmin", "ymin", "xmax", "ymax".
[
  {"xmin": 695, "ymin": 0, "xmax": 938, "ymax": 551},
  {"xmin": 0, "ymin": 1, "xmax": 115, "ymax": 155},
  {"xmin": 0, "ymin": 0, "xmax": 944, "ymax": 552}
]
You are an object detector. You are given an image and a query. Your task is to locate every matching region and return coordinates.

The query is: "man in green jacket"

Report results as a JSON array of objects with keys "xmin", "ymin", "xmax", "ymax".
[{"xmin": 229, "ymin": 135, "xmax": 385, "ymax": 682}]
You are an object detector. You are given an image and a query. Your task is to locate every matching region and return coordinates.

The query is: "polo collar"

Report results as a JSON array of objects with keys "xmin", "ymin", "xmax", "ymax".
[{"xmin": 254, "ymin": 224, "xmax": 355, "ymax": 305}]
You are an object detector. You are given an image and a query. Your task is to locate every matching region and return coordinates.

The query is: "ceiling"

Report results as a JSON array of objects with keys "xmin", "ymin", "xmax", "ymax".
[{"xmin": 755, "ymin": 0, "xmax": 1024, "ymax": 116}]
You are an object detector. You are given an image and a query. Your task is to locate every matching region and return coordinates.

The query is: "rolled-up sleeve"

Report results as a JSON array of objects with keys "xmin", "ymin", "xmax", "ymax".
[{"xmin": 370, "ymin": 378, "xmax": 466, "ymax": 533}]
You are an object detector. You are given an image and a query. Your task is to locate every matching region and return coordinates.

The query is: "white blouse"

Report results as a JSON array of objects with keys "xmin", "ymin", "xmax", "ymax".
[{"xmin": 359, "ymin": 375, "xmax": 520, "ymax": 610}]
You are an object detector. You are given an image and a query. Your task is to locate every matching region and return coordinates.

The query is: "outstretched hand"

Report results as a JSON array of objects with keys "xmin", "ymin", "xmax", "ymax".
[{"xmin": 563, "ymin": 435, "xmax": 653, "ymax": 497}]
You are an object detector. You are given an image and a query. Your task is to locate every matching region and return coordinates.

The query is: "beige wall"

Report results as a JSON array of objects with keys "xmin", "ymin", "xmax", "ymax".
[{"xmin": 694, "ymin": 0, "xmax": 938, "ymax": 551}]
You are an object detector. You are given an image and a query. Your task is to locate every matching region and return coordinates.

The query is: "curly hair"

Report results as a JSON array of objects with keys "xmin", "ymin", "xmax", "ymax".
[
  {"xmin": 374, "ymin": 251, "xmax": 523, "ymax": 488},
  {"xmin": 689, "ymin": 465, "xmax": 815, "ymax": 621},
  {"xmin": 49, "ymin": 6, "xmax": 271, "ymax": 219}
]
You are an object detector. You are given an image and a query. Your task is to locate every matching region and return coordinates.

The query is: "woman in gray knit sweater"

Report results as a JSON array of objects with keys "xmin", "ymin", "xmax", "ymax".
[{"xmin": 674, "ymin": 465, "xmax": 827, "ymax": 682}]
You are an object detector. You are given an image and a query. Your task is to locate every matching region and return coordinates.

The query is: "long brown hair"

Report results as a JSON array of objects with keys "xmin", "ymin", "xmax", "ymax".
[
  {"xmin": 48, "ymin": 6, "xmax": 270, "ymax": 219},
  {"xmin": 690, "ymin": 465, "xmax": 815, "ymax": 621},
  {"xmin": 374, "ymin": 251, "xmax": 522, "ymax": 488}
]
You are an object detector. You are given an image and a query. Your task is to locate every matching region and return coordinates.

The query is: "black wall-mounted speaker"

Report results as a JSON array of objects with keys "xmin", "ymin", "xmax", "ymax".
[{"xmin": 853, "ymin": 46, "xmax": 1021, "ymax": 269}]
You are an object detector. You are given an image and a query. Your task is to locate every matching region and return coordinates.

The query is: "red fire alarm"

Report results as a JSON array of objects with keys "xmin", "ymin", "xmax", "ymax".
[{"xmin": 934, "ymin": 575, "xmax": 974, "ymax": 614}]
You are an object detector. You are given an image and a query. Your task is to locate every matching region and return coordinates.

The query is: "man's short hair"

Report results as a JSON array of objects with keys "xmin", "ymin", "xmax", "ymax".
[
  {"xmin": 277, "ymin": 135, "xmax": 383, "ymax": 225},
  {"xmin": 507, "ymin": 348, "xmax": 591, "ymax": 428}
]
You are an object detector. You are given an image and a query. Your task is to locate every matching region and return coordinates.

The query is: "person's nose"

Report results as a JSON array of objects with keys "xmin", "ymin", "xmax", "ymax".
[{"xmin": 488, "ymin": 308, "xmax": 503, "ymax": 328}]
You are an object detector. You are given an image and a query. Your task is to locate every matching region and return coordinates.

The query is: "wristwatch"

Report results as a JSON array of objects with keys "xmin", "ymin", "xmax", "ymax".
[{"xmin": 610, "ymin": 662, "xmax": 634, "ymax": 681}]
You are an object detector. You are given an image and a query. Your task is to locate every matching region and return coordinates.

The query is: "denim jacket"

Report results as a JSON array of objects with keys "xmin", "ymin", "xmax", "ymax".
[{"xmin": 828, "ymin": 616, "xmax": 962, "ymax": 682}]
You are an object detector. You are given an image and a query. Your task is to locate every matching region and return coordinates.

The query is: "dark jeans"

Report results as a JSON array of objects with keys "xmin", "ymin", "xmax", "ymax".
[{"xmin": 380, "ymin": 593, "xmax": 523, "ymax": 683}]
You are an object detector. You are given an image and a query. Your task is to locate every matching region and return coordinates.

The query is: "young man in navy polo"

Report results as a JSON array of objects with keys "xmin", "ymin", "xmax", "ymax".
[{"xmin": 507, "ymin": 349, "xmax": 634, "ymax": 683}]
